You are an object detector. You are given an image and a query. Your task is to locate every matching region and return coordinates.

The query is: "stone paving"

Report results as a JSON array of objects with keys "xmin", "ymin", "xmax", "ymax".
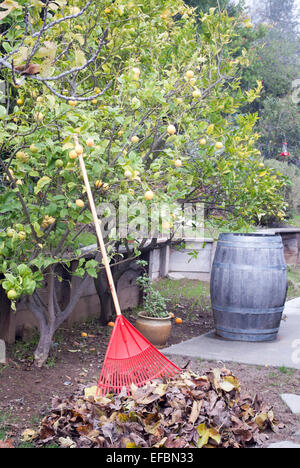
[
  {"xmin": 163, "ymin": 298, "xmax": 300, "ymax": 369},
  {"xmin": 281, "ymin": 394, "xmax": 300, "ymax": 415},
  {"xmin": 267, "ymin": 441, "xmax": 300, "ymax": 448}
]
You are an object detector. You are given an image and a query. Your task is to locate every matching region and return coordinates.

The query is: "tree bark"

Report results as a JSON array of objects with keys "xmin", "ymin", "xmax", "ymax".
[{"xmin": 27, "ymin": 268, "xmax": 91, "ymax": 367}]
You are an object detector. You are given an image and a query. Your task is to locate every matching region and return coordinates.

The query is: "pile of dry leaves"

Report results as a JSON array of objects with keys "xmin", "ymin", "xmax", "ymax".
[{"xmin": 33, "ymin": 368, "xmax": 282, "ymax": 448}]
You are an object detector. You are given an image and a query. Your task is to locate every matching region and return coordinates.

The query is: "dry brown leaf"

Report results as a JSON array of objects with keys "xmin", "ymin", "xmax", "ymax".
[{"xmin": 0, "ymin": 439, "xmax": 14, "ymax": 449}]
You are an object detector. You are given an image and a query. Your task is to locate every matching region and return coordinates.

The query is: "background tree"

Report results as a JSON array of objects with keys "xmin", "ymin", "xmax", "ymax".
[
  {"xmin": 246, "ymin": 0, "xmax": 300, "ymax": 161},
  {"xmin": 258, "ymin": 97, "xmax": 300, "ymax": 164},
  {"xmin": 0, "ymin": 0, "xmax": 286, "ymax": 366}
]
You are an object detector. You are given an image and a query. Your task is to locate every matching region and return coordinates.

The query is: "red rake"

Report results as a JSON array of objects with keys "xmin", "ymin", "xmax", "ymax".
[
  {"xmin": 97, "ymin": 316, "xmax": 180, "ymax": 395},
  {"xmin": 76, "ymin": 137, "xmax": 181, "ymax": 396}
]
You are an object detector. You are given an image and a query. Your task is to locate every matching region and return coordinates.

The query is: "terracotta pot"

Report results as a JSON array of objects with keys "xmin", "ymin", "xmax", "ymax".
[{"xmin": 135, "ymin": 312, "xmax": 172, "ymax": 348}]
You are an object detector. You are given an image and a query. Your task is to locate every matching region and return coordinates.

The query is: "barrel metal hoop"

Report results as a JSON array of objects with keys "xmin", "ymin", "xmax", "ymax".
[
  {"xmin": 212, "ymin": 304, "xmax": 285, "ymax": 315},
  {"xmin": 216, "ymin": 325, "xmax": 280, "ymax": 335},
  {"xmin": 212, "ymin": 262, "xmax": 286, "ymax": 272},
  {"xmin": 217, "ymin": 240, "xmax": 283, "ymax": 249}
]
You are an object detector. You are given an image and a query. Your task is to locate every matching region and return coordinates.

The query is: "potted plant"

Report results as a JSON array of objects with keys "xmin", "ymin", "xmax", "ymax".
[{"xmin": 135, "ymin": 261, "xmax": 172, "ymax": 348}]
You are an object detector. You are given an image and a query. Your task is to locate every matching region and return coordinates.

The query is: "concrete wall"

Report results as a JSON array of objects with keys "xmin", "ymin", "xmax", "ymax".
[
  {"xmin": 258, "ymin": 228, "xmax": 300, "ymax": 266},
  {"xmin": 149, "ymin": 238, "xmax": 216, "ymax": 282}
]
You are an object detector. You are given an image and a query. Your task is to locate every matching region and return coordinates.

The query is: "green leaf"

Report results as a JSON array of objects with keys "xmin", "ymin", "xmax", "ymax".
[
  {"xmin": 34, "ymin": 176, "xmax": 51, "ymax": 194},
  {"xmin": 23, "ymin": 277, "xmax": 36, "ymax": 295},
  {"xmin": 87, "ymin": 268, "xmax": 98, "ymax": 279},
  {"xmin": 0, "ymin": 105, "xmax": 7, "ymax": 119}
]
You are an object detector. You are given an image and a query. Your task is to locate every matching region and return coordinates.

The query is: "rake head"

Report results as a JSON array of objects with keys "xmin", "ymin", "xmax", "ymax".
[{"xmin": 97, "ymin": 315, "xmax": 181, "ymax": 395}]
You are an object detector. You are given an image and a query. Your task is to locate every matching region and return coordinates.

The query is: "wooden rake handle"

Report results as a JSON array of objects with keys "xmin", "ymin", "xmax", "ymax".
[{"xmin": 76, "ymin": 143, "xmax": 122, "ymax": 318}]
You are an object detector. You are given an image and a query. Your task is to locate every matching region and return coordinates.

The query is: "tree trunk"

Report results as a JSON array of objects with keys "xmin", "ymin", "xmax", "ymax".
[
  {"xmin": 94, "ymin": 267, "xmax": 114, "ymax": 325},
  {"xmin": 33, "ymin": 322, "xmax": 56, "ymax": 368},
  {"xmin": 27, "ymin": 269, "xmax": 91, "ymax": 367},
  {"xmin": 94, "ymin": 253, "xmax": 146, "ymax": 324}
]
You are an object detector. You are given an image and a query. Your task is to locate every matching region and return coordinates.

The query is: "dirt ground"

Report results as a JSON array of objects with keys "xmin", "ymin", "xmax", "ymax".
[{"xmin": 0, "ymin": 303, "xmax": 299, "ymax": 448}]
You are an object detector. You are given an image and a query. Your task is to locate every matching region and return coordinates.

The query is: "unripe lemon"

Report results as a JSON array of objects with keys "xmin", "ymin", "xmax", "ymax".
[
  {"xmin": 30, "ymin": 144, "xmax": 38, "ymax": 153},
  {"xmin": 192, "ymin": 89, "xmax": 201, "ymax": 99},
  {"xmin": 35, "ymin": 112, "xmax": 43, "ymax": 122},
  {"xmin": 76, "ymin": 199, "xmax": 85, "ymax": 208},
  {"xmin": 55, "ymin": 159, "xmax": 64, "ymax": 168},
  {"xmin": 7, "ymin": 289, "xmax": 18, "ymax": 301},
  {"xmin": 18, "ymin": 231, "xmax": 26, "ymax": 240},
  {"xmin": 145, "ymin": 190, "xmax": 155, "ymax": 201},
  {"xmin": 16, "ymin": 152, "xmax": 28, "ymax": 163},
  {"xmin": 69, "ymin": 150, "xmax": 78, "ymax": 160},
  {"xmin": 86, "ymin": 138, "xmax": 94, "ymax": 147},
  {"xmin": 7, "ymin": 228, "xmax": 15, "ymax": 238},
  {"xmin": 75, "ymin": 144, "xmax": 84, "ymax": 155},
  {"xmin": 16, "ymin": 151, "xmax": 25, "ymax": 160},
  {"xmin": 167, "ymin": 125, "xmax": 176, "ymax": 135},
  {"xmin": 131, "ymin": 135, "xmax": 139, "ymax": 144},
  {"xmin": 185, "ymin": 70, "xmax": 194, "ymax": 79}
]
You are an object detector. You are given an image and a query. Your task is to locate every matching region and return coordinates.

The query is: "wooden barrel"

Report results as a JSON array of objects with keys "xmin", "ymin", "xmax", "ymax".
[{"xmin": 210, "ymin": 233, "xmax": 288, "ymax": 342}]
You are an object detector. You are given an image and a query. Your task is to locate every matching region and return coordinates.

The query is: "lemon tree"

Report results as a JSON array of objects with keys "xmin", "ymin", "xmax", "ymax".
[{"xmin": 0, "ymin": 0, "xmax": 286, "ymax": 365}]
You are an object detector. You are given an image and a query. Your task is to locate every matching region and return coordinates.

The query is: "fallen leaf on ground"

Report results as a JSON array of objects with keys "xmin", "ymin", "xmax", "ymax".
[
  {"xmin": 0, "ymin": 439, "xmax": 14, "ymax": 448},
  {"xmin": 21, "ymin": 429, "xmax": 38, "ymax": 442},
  {"xmin": 34, "ymin": 369, "xmax": 282, "ymax": 449}
]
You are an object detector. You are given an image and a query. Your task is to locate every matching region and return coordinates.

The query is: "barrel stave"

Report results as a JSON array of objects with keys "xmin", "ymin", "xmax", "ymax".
[{"xmin": 210, "ymin": 234, "xmax": 287, "ymax": 342}]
